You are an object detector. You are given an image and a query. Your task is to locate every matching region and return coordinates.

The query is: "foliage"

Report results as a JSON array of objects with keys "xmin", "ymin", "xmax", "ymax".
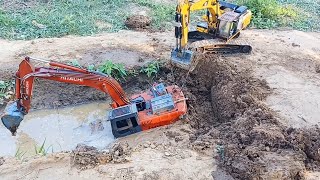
[
  {"xmin": 140, "ymin": 61, "xmax": 160, "ymax": 78},
  {"xmin": 34, "ymin": 139, "xmax": 53, "ymax": 156},
  {"xmin": 0, "ymin": 80, "xmax": 14, "ymax": 105},
  {"xmin": 98, "ymin": 60, "xmax": 127, "ymax": 80},
  {"xmin": 0, "ymin": 0, "xmax": 176, "ymax": 40},
  {"xmin": 87, "ymin": 64, "xmax": 96, "ymax": 71},
  {"xmin": 0, "ymin": 0, "xmax": 128, "ymax": 40},
  {"xmin": 231, "ymin": 0, "xmax": 319, "ymax": 31},
  {"xmin": 216, "ymin": 145, "xmax": 225, "ymax": 161},
  {"xmin": 133, "ymin": 0, "xmax": 175, "ymax": 30},
  {"xmin": 15, "ymin": 147, "xmax": 27, "ymax": 161},
  {"xmin": 67, "ymin": 59, "xmax": 82, "ymax": 68}
]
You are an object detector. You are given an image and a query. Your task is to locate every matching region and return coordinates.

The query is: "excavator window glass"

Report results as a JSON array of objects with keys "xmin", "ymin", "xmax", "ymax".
[
  {"xmin": 218, "ymin": 20, "xmax": 237, "ymax": 39},
  {"xmin": 218, "ymin": 20, "xmax": 232, "ymax": 39},
  {"xmin": 116, "ymin": 120, "xmax": 129, "ymax": 129},
  {"xmin": 115, "ymin": 117, "xmax": 138, "ymax": 130}
]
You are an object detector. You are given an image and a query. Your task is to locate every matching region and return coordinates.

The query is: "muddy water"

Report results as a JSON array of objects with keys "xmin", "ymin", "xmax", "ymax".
[{"xmin": 0, "ymin": 102, "xmax": 115, "ymax": 157}]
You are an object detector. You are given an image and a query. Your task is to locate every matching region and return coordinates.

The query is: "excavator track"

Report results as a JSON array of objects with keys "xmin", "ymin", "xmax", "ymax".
[
  {"xmin": 183, "ymin": 39, "xmax": 252, "ymax": 71},
  {"xmin": 189, "ymin": 39, "xmax": 252, "ymax": 54},
  {"xmin": 188, "ymin": 31, "xmax": 252, "ymax": 54}
]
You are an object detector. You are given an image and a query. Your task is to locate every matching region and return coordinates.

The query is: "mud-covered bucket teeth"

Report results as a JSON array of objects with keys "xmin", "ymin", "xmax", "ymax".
[{"xmin": 1, "ymin": 101, "xmax": 24, "ymax": 136}]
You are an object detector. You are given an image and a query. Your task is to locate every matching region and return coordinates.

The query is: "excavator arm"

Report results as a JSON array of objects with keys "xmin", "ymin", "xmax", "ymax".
[
  {"xmin": 2, "ymin": 57, "xmax": 130, "ymax": 135},
  {"xmin": 174, "ymin": 0, "xmax": 222, "ymax": 50}
]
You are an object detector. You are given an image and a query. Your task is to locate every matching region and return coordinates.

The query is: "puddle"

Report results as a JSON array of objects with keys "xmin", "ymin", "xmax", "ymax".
[{"xmin": 0, "ymin": 102, "xmax": 115, "ymax": 157}]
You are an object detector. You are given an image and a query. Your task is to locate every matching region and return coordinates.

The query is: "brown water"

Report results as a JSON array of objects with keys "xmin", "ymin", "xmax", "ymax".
[{"xmin": 0, "ymin": 102, "xmax": 115, "ymax": 157}]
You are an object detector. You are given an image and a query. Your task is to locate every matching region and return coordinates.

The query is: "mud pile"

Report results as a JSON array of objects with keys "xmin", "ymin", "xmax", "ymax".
[
  {"xmin": 125, "ymin": 15, "xmax": 151, "ymax": 29},
  {"xmin": 163, "ymin": 55, "xmax": 320, "ymax": 179},
  {"xmin": 71, "ymin": 142, "xmax": 131, "ymax": 170}
]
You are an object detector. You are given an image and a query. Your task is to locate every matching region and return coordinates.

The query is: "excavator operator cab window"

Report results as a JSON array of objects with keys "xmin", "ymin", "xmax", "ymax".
[
  {"xmin": 217, "ymin": 11, "xmax": 241, "ymax": 40},
  {"xmin": 108, "ymin": 104, "xmax": 142, "ymax": 138},
  {"xmin": 218, "ymin": 20, "xmax": 237, "ymax": 39}
]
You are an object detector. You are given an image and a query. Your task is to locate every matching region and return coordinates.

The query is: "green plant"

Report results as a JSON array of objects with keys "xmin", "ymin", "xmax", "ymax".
[
  {"xmin": 0, "ymin": 0, "xmax": 129, "ymax": 40},
  {"xmin": 34, "ymin": 139, "xmax": 53, "ymax": 156},
  {"xmin": 216, "ymin": 145, "xmax": 225, "ymax": 161},
  {"xmin": 15, "ymin": 147, "xmax": 27, "ymax": 160},
  {"xmin": 133, "ymin": 0, "xmax": 175, "ymax": 30},
  {"xmin": 67, "ymin": 59, "xmax": 82, "ymax": 68},
  {"xmin": 232, "ymin": 0, "xmax": 310, "ymax": 30},
  {"xmin": 140, "ymin": 61, "xmax": 160, "ymax": 78},
  {"xmin": 98, "ymin": 60, "xmax": 127, "ymax": 80},
  {"xmin": 0, "ymin": 80, "xmax": 14, "ymax": 104},
  {"xmin": 87, "ymin": 64, "xmax": 96, "ymax": 71}
]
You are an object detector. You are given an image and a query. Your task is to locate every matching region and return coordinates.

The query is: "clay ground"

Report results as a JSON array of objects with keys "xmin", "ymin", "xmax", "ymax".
[{"xmin": 0, "ymin": 29, "xmax": 320, "ymax": 179}]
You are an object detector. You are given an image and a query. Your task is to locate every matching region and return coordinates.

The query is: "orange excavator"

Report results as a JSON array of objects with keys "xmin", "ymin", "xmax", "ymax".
[{"xmin": 1, "ymin": 57, "xmax": 187, "ymax": 138}]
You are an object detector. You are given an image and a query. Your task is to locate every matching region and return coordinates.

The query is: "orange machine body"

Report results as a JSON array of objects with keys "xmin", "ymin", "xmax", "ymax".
[{"xmin": 132, "ymin": 85, "xmax": 187, "ymax": 131}]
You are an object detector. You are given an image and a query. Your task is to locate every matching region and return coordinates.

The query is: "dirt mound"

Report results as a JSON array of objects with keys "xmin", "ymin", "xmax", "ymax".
[
  {"xmin": 162, "ymin": 55, "xmax": 320, "ymax": 179},
  {"xmin": 71, "ymin": 143, "xmax": 131, "ymax": 170},
  {"xmin": 125, "ymin": 15, "xmax": 151, "ymax": 29},
  {"xmin": 0, "ymin": 157, "xmax": 4, "ymax": 166},
  {"xmin": 287, "ymin": 127, "xmax": 320, "ymax": 169}
]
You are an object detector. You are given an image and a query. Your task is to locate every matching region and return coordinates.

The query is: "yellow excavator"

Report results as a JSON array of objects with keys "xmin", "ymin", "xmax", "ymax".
[{"xmin": 171, "ymin": 0, "xmax": 252, "ymax": 70}]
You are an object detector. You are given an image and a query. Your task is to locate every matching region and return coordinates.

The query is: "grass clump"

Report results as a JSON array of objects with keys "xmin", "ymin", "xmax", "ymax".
[
  {"xmin": 140, "ymin": 61, "xmax": 160, "ymax": 78},
  {"xmin": 0, "ymin": 80, "xmax": 14, "ymax": 105},
  {"xmin": 121, "ymin": 0, "xmax": 174, "ymax": 30},
  {"xmin": 67, "ymin": 59, "xmax": 82, "ymax": 68},
  {"xmin": 34, "ymin": 139, "xmax": 53, "ymax": 156},
  {"xmin": 15, "ymin": 147, "xmax": 27, "ymax": 160},
  {"xmin": 98, "ymin": 60, "xmax": 127, "ymax": 81},
  {"xmin": 232, "ymin": 0, "xmax": 319, "ymax": 31},
  {"xmin": 0, "ymin": 0, "xmax": 128, "ymax": 40}
]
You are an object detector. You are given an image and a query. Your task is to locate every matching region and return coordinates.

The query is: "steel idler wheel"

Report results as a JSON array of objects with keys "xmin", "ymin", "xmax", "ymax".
[{"xmin": 1, "ymin": 101, "xmax": 24, "ymax": 136}]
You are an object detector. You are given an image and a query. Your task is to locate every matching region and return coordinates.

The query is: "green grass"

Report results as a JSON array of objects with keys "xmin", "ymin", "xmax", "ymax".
[
  {"xmin": 0, "ymin": 0, "xmax": 318, "ymax": 40},
  {"xmin": 140, "ymin": 61, "xmax": 160, "ymax": 78},
  {"xmin": 231, "ymin": 0, "xmax": 320, "ymax": 31},
  {"xmin": 0, "ymin": 0, "xmax": 129, "ymax": 40},
  {"xmin": 133, "ymin": 0, "xmax": 175, "ymax": 30},
  {"xmin": 34, "ymin": 139, "xmax": 53, "ymax": 156},
  {"xmin": 98, "ymin": 60, "xmax": 127, "ymax": 81},
  {"xmin": 0, "ymin": 80, "xmax": 14, "ymax": 105},
  {"xmin": 0, "ymin": 0, "xmax": 175, "ymax": 40}
]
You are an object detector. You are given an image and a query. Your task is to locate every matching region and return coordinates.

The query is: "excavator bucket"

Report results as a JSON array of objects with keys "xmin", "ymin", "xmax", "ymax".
[
  {"xmin": 171, "ymin": 48, "xmax": 193, "ymax": 70},
  {"xmin": 1, "ymin": 101, "xmax": 24, "ymax": 136}
]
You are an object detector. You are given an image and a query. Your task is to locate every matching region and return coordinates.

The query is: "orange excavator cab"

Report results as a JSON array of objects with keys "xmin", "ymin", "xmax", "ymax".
[{"xmin": 1, "ymin": 57, "xmax": 187, "ymax": 138}]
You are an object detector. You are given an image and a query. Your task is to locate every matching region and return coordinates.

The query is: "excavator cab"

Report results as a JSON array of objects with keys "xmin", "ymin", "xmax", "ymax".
[
  {"xmin": 216, "ymin": 5, "xmax": 252, "ymax": 40},
  {"xmin": 108, "ymin": 103, "xmax": 142, "ymax": 138},
  {"xmin": 217, "ymin": 11, "xmax": 241, "ymax": 40}
]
